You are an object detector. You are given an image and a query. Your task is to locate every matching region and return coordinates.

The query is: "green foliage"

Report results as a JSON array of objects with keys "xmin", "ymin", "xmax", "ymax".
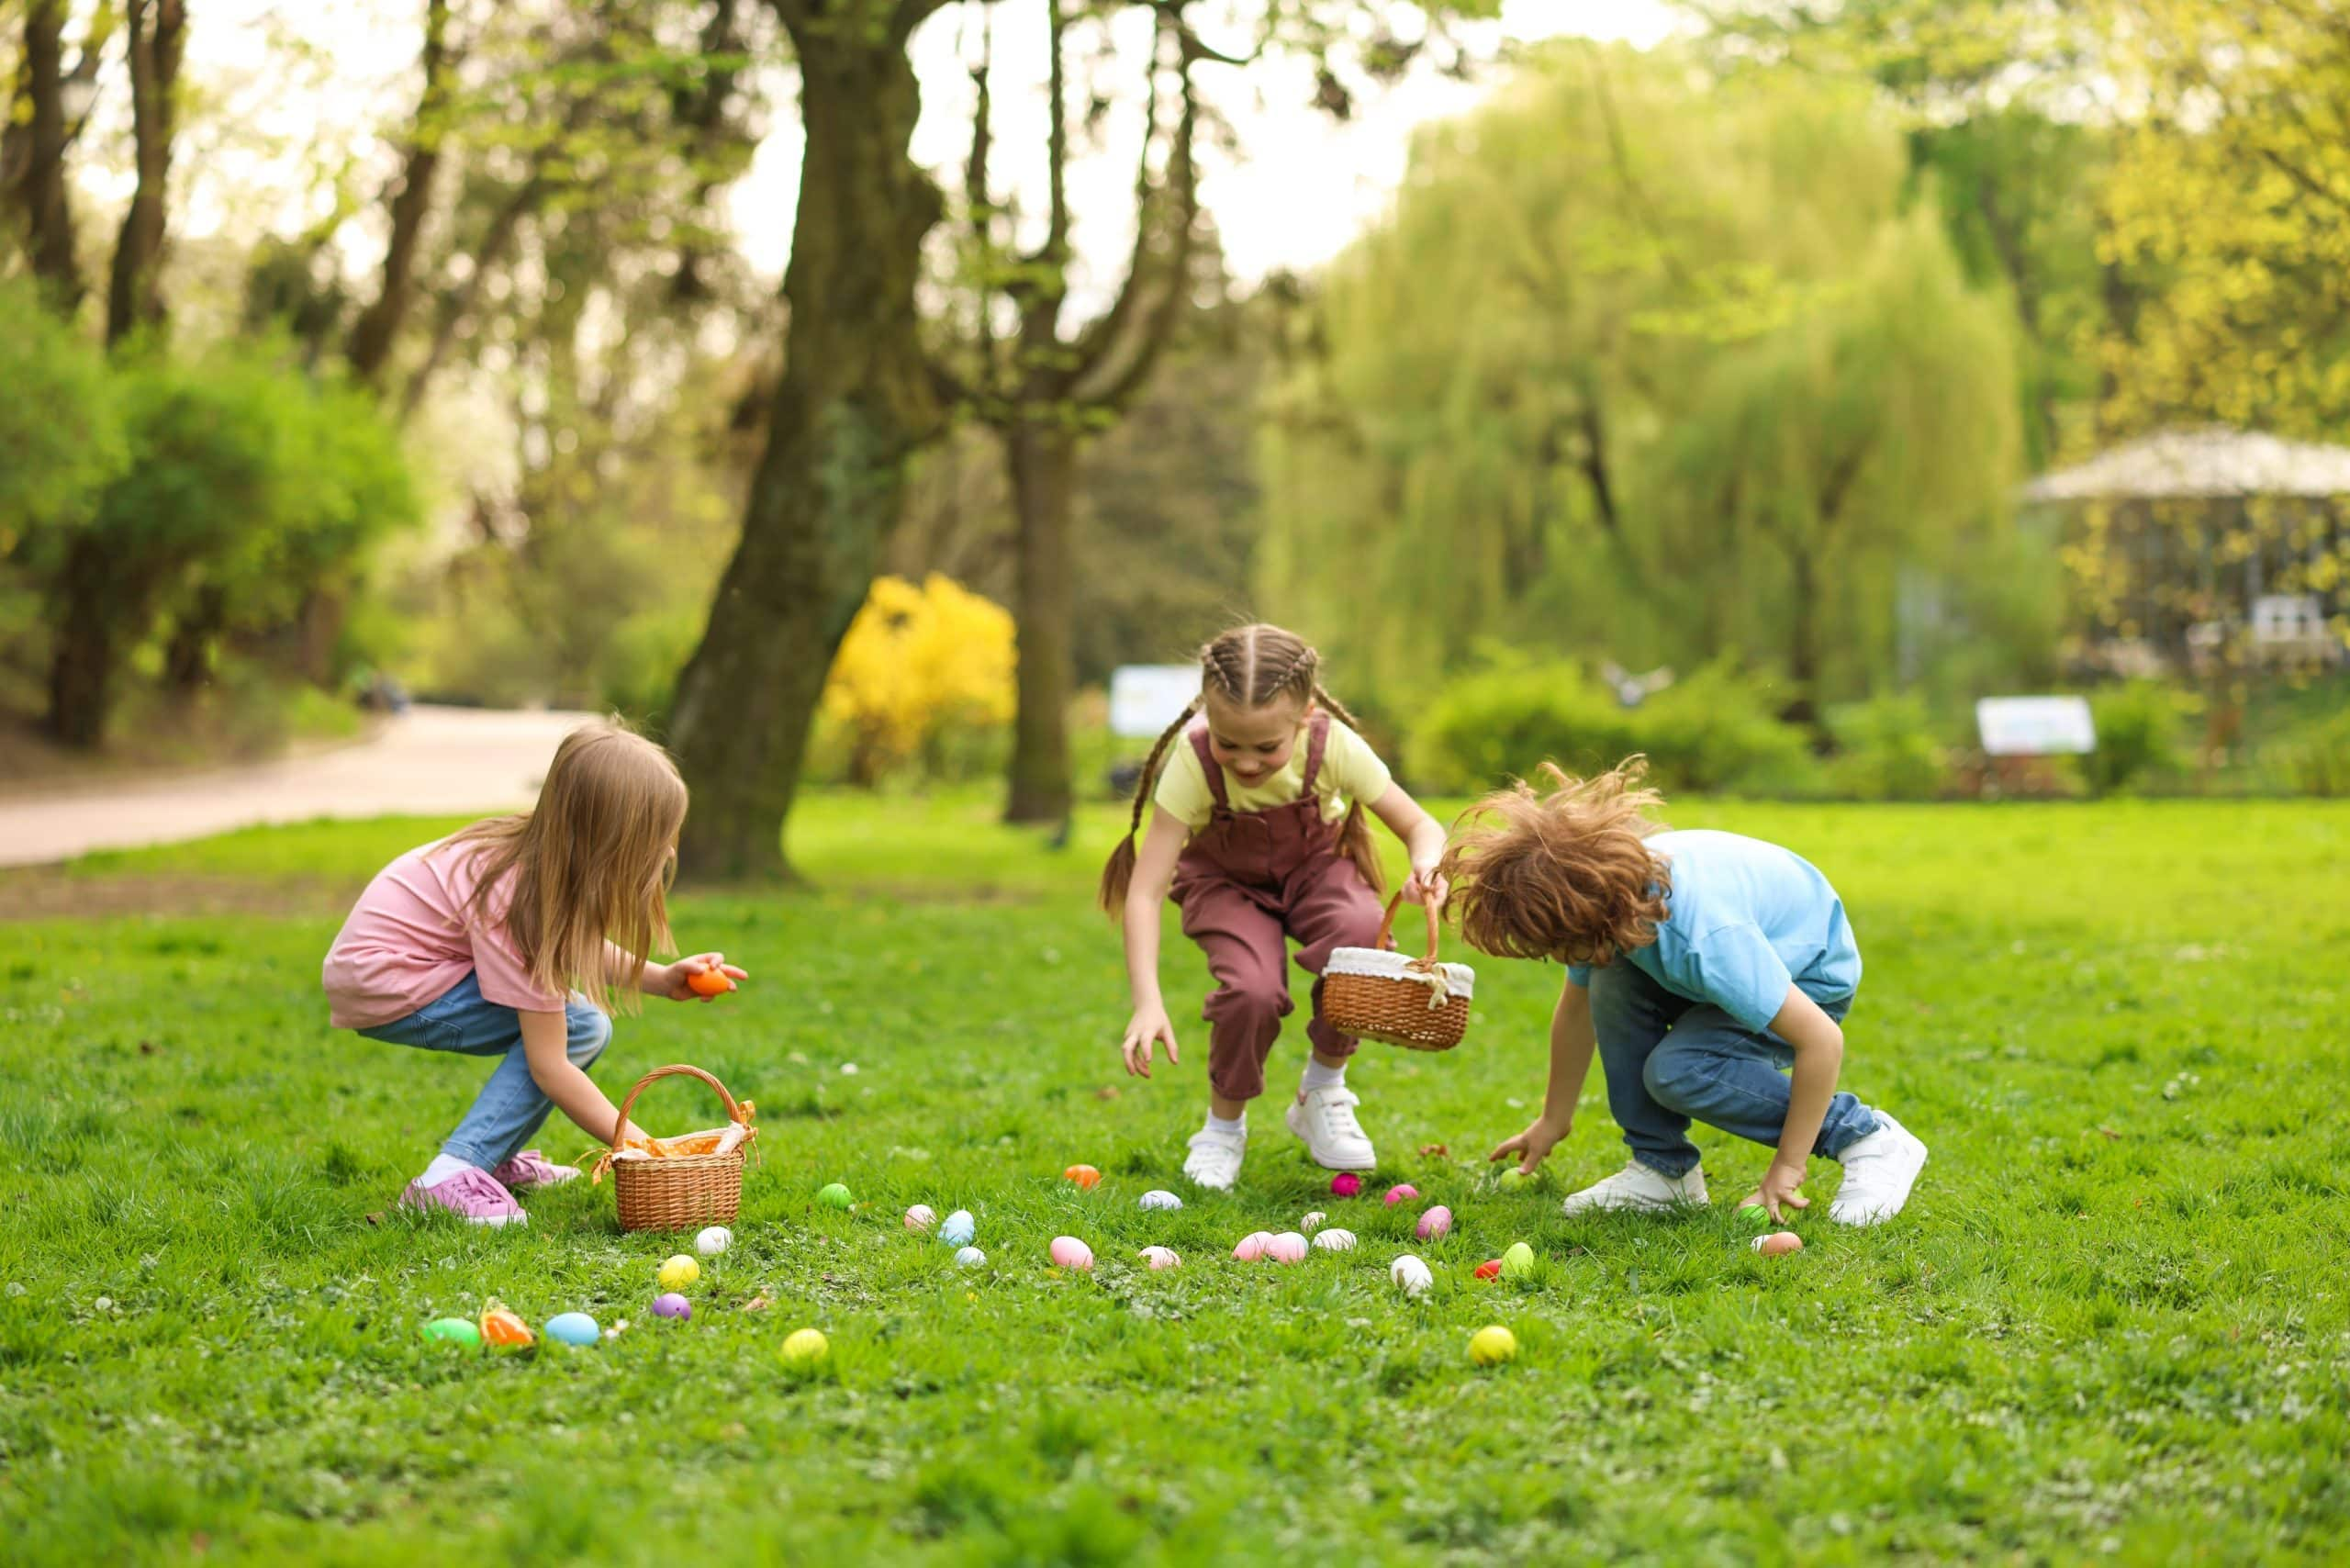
[
  {"xmin": 2085, "ymin": 680, "xmax": 2194, "ymax": 794},
  {"xmin": 0, "ymin": 280, "xmax": 126, "ymax": 556},
  {"xmin": 1406, "ymin": 660, "xmax": 1818, "ymax": 797},
  {"xmin": 3, "ymin": 797, "xmax": 2348, "ymax": 1560},
  {"xmin": 1824, "ymin": 693, "xmax": 1952, "ymax": 800}
]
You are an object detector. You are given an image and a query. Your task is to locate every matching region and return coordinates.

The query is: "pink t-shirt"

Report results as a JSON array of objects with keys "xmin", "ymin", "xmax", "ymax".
[{"xmin": 322, "ymin": 836, "xmax": 567, "ymax": 1028}]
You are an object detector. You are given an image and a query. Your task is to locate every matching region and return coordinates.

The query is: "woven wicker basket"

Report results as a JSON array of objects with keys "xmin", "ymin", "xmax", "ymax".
[
  {"xmin": 598, "ymin": 1064, "xmax": 757, "ymax": 1233},
  {"xmin": 1323, "ymin": 893, "xmax": 1473, "ymax": 1051}
]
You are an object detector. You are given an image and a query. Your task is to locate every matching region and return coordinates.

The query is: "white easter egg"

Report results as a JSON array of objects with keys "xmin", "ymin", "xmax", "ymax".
[
  {"xmin": 1138, "ymin": 1190, "xmax": 1182, "ymax": 1212},
  {"xmin": 695, "ymin": 1226, "xmax": 733, "ymax": 1257},
  {"xmin": 1390, "ymin": 1254, "xmax": 1434, "ymax": 1295},
  {"xmin": 1312, "ymin": 1228, "xmax": 1357, "ymax": 1252},
  {"xmin": 1300, "ymin": 1211, "xmax": 1326, "ymax": 1234},
  {"xmin": 954, "ymin": 1246, "xmax": 987, "ymax": 1268}
]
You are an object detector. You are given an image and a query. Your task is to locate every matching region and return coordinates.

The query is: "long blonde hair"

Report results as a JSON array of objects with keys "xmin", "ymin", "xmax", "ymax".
[
  {"xmin": 1099, "ymin": 622, "xmax": 1383, "ymax": 914},
  {"xmin": 448, "ymin": 719, "xmax": 688, "ymax": 1014},
  {"xmin": 1440, "ymin": 758, "xmax": 1671, "ymax": 966}
]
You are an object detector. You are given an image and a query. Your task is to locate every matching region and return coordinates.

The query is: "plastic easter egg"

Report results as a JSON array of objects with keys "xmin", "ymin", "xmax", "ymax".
[
  {"xmin": 480, "ymin": 1307, "xmax": 534, "ymax": 1348},
  {"xmin": 687, "ymin": 968, "xmax": 734, "ymax": 997},
  {"xmin": 1474, "ymin": 1260, "xmax": 1503, "ymax": 1281},
  {"xmin": 657, "ymin": 1254, "xmax": 700, "ymax": 1290},
  {"xmin": 938, "ymin": 1210, "xmax": 976, "ymax": 1247},
  {"xmin": 1390, "ymin": 1254, "xmax": 1433, "ymax": 1295},
  {"xmin": 1752, "ymin": 1230, "xmax": 1805, "ymax": 1258},
  {"xmin": 695, "ymin": 1226, "xmax": 733, "ymax": 1257},
  {"xmin": 904, "ymin": 1204, "xmax": 937, "ymax": 1231},
  {"xmin": 1469, "ymin": 1325, "xmax": 1519, "ymax": 1367},
  {"xmin": 1266, "ymin": 1232, "xmax": 1309, "ymax": 1264},
  {"xmin": 1138, "ymin": 1246, "xmax": 1181, "ymax": 1271},
  {"xmin": 1049, "ymin": 1236, "xmax": 1095, "ymax": 1271},
  {"xmin": 545, "ymin": 1312, "xmax": 599, "ymax": 1347},
  {"xmin": 1300, "ymin": 1211, "xmax": 1326, "ymax": 1234},
  {"xmin": 1416, "ymin": 1204, "xmax": 1453, "ymax": 1241},
  {"xmin": 1497, "ymin": 1167, "xmax": 1542, "ymax": 1192},
  {"xmin": 1383, "ymin": 1183, "xmax": 1420, "ymax": 1207},
  {"xmin": 1232, "ymin": 1231, "xmax": 1275, "ymax": 1261},
  {"xmin": 1737, "ymin": 1203, "xmax": 1773, "ymax": 1233},
  {"xmin": 817, "ymin": 1182, "xmax": 854, "ymax": 1209},
  {"xmin": 1138, "ymin": 1190, "xmax": 1182, "ymax": 1212},
  {"xmin": 782, "ymin": 1327, "xmax": 829, "ymax": 1364},
  {"xmin": 1063, "ymin": 1164, "xmax": 1102, "ymax": 1190},
  {"xmin": 1312, "ymin": 1228, "xmax": 1357, "ymax": 1252},
  {"xmin": 422, "ymin": 1316, "xmax": 481, "ymax": 1348},
  {"xmin": 1329, "ymin": 1173, "xmax": 1363, "ymax": 1198},
  {"xmin": 651, "ymin": 1292, "xmax": 692, "ymax": 1321},
  {"xmin": 954, "ymin": 1246, "xmax": 987, "ymax": 1268},
  {"xmin": 1501, "ymin": 1241, "xmax": 1537, "ymax": 1281}
]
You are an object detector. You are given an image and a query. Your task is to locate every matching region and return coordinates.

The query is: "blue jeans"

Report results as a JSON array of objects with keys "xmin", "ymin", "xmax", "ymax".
[
  {"xmin": 1586, "ymin": 960, "xmax": 1880, "ymax": 1179},
  {"xmin": 357, "ymin": 971, "xmax": 612, "ymax": 1169}
]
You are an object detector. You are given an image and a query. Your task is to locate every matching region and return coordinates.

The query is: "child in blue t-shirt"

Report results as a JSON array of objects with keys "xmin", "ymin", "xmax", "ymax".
[{"xmin": 1442, "ymin": 760, "xmax": 1927, "ymax": 1226}]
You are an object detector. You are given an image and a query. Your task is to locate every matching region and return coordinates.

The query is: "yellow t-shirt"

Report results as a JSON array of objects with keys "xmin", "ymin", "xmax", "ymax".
[{"xmin": 1152, "ymin": 716, "xmax": 1394, "ymax": 832}]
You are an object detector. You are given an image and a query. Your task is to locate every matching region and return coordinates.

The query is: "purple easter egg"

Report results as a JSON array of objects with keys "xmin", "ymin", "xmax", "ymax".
[{"xmin": 652, "ymin": 1292, "xmax": 692, "ymax": 1321}]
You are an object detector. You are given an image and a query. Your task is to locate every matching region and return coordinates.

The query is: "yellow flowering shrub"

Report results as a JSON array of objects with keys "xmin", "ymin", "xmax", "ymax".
[{"xmin": 821, "ymin": 574, "xmax": 1015, "ymax": 784}]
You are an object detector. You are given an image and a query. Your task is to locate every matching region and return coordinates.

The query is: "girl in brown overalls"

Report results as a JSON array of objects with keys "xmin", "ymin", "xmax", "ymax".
[{"xmin": 1102, "ymin": 625, "xmax": 1449, "ymax": 1190}]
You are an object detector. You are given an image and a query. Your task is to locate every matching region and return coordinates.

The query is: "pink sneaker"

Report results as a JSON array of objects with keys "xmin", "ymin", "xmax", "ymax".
[
  {"xmin": 491, "ymin": 1149, "xmax": 580, "ymax": 1191},
  {"xmin": 401, "ymin": 1167, "xmax": 527, "ymax": 1226}
]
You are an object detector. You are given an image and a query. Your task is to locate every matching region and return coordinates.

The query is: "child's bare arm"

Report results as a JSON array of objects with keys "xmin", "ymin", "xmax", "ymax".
[
  {"xmin": 518, "ymin": 1009, "xmax": 646, "ymax": 1144},
  {"xmin": 1118, "ymin": 808, "xmax": 1188, "ymax": 1078},
  {"xmin": 1490, "ymin": 976, "xmax": 1596, "ymax": 1173},
  {"xmin": 603, "ymin": 941, "xmax": 746, "ymax": 1001},
  {"xmin": 1367, "ymin": 783, "xmax": 1449, "ymax": 904},
  {"xmin": 1744, "ymin": 985, "xmax": 1846, "ymax": 1219}
]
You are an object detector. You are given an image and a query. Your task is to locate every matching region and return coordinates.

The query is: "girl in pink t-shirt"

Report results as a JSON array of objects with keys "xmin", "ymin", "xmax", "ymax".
[{"xmin": 322, "ymin": 721, "xmax": 746, "ymax": 1226}]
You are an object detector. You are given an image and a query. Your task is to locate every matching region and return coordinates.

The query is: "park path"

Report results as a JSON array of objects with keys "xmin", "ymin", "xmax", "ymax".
[{"xmin": 0, "ymin": 705, "xmax": 592, "ymax": 869}]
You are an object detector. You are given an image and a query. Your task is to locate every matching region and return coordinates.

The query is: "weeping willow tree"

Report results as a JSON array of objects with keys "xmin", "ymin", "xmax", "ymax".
[{"xmin": 1257, "ymin": 43, "xmax": 2027, "ymax": 711}]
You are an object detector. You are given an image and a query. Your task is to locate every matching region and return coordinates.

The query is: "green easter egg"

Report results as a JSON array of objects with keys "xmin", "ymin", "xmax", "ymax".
[
  {"xmin": 1737, "ymin": 1204, "xmax": 1773, "ymax": 1232},
  {"xmin": 1500, "ymin": 1241, "xmax": 1537, "ymax": 1281},
  {"xmin": 1497, "ymin": 1168, "xmax": 1543, "ymax": 1192},
  {"xmin": 423, "ymin": 1317, "xmax": 481, "ymax": 1348},
  {"xmin": 817, "ymin": 1182, "xmax": 853, "ymax": 1209}
]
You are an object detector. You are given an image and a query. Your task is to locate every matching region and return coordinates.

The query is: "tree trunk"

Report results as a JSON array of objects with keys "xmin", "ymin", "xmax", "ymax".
[
  {"xmin": 1785, "ymin": 543, "xmax": 1821, "ymax": 731},
  {"xmin": 45, "ymin": 536, "xmax": 125, "ymax": 748},
  {"xmin": 165, "ymin": 584, "xmax": 229, "ymax": 693},
  {"xmin": 666, "ymin": 9, "xmax": 945, "ymax": 882},
  {"xmin": 14, "ymin": 2, "xmax": 81, "ymax": 308},
  {"xmin": 106, "ymin": 0, "xmax": 187, "ymax": 347},
  {"xmin": 352, "ymin": 0, "xmax": 453, "ymax": 387},
  {"xmin": 1003, "ymin": 420, "xmax": 1079, "ymax": 824}
]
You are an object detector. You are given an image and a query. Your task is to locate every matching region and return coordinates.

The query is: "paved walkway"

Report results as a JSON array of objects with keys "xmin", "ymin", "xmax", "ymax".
[{"xmin": 0, "ymin": 706, "xmax": 594, "ymax": 868}]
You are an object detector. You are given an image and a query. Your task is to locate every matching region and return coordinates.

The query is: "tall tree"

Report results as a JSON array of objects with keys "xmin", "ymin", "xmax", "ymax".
[
  {"xmin": 346, "ymin": 0, "xmax": 456, "ymax": 387},
  {"xmin": 106, "ymin": 0, "xmax": 188, "ymax": 345},
  {"xmin": 5, "ymin": 1, "xmax": 107, "ymax": 308}
]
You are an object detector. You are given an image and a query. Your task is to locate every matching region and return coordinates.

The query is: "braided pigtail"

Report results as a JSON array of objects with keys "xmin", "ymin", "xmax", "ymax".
[
  {"xmin": 1099, "ymin": 696, "xmax": 1203, "ymax": 916},
  {"xmin": 1310, "ymin": 678, "xmax": 1388, "ymax": 898}
]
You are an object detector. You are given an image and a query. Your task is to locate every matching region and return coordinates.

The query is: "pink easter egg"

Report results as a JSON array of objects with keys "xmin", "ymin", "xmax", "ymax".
[
  {"xmin": 1049, "ymin": 1236, "xmax": 1095, "ymax": 1271},
  {"xmin": 1383, "ymin": 1183, "xmax": 1420, "ymax": 1207},
  {"xmin": 1233, "ymin": 1231, "xmax": 1275, "ymax": 1261},
  {"xmin": 1416, "ymin": 1204, "xmax": 1453, "ymax": 1240},
  {"xmin": 1266, "ymin": 1232, "xmax": 1309, "ymax": 1264},
  {"xmin": 1329, "ymin": 1173, "xmax": 1363, "ymax": 1198},
  {"xmin": 1753, "ymin": 1231, "xmax": 1804, "ymax": 1258},
  {"xmin": 1138, "ymin": 1246, "xmax": 1181, "ymax": 1271},
  {"xmin": 903, "ymin": 1204, "xmax": 937, "ymax": 1231}
]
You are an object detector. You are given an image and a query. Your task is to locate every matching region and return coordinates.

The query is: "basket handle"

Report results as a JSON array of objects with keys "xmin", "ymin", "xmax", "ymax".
[
  {"xmin": 607, "ymin": 1063, "xmax": 752, "ymax": 1153},
  {"xmin": 1373, "ymin": 891, "xmax": 1443, "ymax": 965}
]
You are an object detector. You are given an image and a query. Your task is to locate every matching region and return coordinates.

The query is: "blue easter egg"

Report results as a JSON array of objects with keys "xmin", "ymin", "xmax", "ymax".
[
  {"xmin": 545, "ymin": 1312, "xmax": 599, "ymax": 1347},
  {"xmin": 938, "ymin": 1209, "xmax": 975, "ymax": 1246}
]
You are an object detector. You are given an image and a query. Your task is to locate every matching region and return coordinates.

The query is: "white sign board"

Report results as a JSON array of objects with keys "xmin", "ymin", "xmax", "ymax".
[
  {"xmin": 1108, "ymin": 665, "xmax": 1202, "ymax": 739},
  {"xmin": 1976, "ymin": 696, "xmax": 2097, "ymax": 756}
]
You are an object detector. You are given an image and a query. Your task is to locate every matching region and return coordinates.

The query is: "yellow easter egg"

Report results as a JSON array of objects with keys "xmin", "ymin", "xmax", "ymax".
[
  {"xmin": 782, "ymin": 1327, "xmax": 829, "ymax": 1364},
  {"xmin": 1469, "ymin": 1325, "xmax": 1518, "ymax": 1367},
  {"xmin": 657, "ymin": 1254, "xmax": 700, "ymax": 1290}
]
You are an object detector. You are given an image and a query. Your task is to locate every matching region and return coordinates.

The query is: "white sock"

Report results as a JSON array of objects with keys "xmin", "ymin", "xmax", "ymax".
[
  {"xmin": 418, "ymin": 1153, "xmax": 476, "ymax": 1189},
  {"xmin": 1300, "ymin": 1058, "xmax": 1348, "ymax": 1094},
  {"xmin": 1205, "ymin": 1110, "xmax": 1245, "ymax": 1137}
]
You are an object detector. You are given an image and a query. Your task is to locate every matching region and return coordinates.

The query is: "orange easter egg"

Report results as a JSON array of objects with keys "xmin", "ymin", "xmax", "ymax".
[
  {"xmin": 480, "ymin": 1308, "xmax": 535, "ymax": 1348},
  {"xmin": 1063, "ymin": 1164, "xmax": 1102, "ymax": 1190},
  {"xmin": 687, "ymin": 969, "xmax": 734, "ymax": 997}
]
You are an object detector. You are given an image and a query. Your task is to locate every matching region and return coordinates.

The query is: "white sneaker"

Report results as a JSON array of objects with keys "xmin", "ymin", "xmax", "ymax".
[
  {"xmin": 1285, "ymin": 1084, "xmax": 1377, "ymax": 1171},
  {"xmin": 1560, "ymin": 1160, "xmax": 1708, "ymax": 1215},
  {"xmin": 1182, "ymin": 1124, "xmax": 1248, "ymax": 1190},
  {"xmin": 1830, "ymin": 1114, "xmax": 1927, "ymax": 1226}
]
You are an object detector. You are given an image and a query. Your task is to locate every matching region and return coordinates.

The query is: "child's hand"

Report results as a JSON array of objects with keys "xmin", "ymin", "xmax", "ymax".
[
  {"xmin": 1489, "ymin": 1113, "xmax": 1572, "ymax": 1175},
  {"xmin": 660, "ymin": 953, "xmax": 748, "ymax": 1002},
  {"xmin": 1402, "ymin": 859, "xmax": 1449, "ymax": 907},
  {"xmin": 1743, "ymin": 1159, "xmax": 1810, "ymax": 1221},
  {"xmin": 1120, "ymin": 1004, "xmax": 1180, "ymax": 1079}
]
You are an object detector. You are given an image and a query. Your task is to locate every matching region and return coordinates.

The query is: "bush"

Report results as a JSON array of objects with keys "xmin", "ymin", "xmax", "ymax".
[
  {"xmin": 1824, "ymin": 694, "xmax": 1951, "ymax": 801},
  {"xmin": 599, "ymin": 606, "xmax": 704, "ymax": 739},
  {"xmin": 820, "ymin": 574, "xmax": 1016, "ymax": 787},
  {"xmin": 1407, "ymin": 660, "xmax": 1820, "ymax": 797},
  {"xmin": 2273, "ymin": 709, "xmax": 2350, "ymax": 797},
  {"xmin": 2084, "ymin": 681, "xmax": 2193, "ymax": 794}
]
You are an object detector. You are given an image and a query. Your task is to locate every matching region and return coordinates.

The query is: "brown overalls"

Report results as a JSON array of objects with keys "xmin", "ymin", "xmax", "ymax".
[{"xmin": 1169, "ymin": 711, "xmax": 1386, "ymax": 1103}]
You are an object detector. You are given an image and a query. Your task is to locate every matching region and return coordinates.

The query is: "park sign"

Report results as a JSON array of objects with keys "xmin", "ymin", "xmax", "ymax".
[
  {"xmin": 1976, "ymin": 696, "xmax": 2097, "ymax": 756},
  {"xmin": 1109, "ymin": 666, "xmax": 1203, "ymax": 740}
]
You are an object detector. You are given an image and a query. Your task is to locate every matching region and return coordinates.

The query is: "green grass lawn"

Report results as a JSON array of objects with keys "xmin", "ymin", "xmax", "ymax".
[{"xmin": 3, "ymin": 794, "xmax": 2348, "ymax": 1563}]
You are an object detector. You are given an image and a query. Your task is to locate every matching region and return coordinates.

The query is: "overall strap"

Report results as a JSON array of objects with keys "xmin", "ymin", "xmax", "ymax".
[
  {"xmin": 1298, "ymin": 710, "xmax": 1333, "ymax": 796},
  {"xmin": 1185, "ymin": 722, "xmax": 1230, "ymax": 810}
]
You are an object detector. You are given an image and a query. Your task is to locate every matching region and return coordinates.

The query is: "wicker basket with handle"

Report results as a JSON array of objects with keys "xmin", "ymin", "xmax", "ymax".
[
  {"xmin": 591, "ymin": 1063, "xmax": 757, "ymax": 1233},
  {"xmin": 1322, "ymin": 893, "xmax": 1473, "ymax": 1051}
]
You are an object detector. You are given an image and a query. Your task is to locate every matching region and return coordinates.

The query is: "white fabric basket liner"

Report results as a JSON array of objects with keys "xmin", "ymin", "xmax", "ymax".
[{"xmin": 1325, "ymin": 946, "xmax": 1475, "ymax": 1000}]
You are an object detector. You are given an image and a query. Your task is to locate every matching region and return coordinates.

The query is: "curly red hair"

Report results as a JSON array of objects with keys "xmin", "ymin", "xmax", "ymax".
[{"xmin": 1439, "ymin": 758, "xmax": 1670, "ymax": 966}]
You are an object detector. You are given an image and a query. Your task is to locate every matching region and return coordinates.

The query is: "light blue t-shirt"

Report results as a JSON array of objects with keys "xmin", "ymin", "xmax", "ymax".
[{"xmin": 1566, "ymin": 829, "xmax": 1860, "ymax": 1032}]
